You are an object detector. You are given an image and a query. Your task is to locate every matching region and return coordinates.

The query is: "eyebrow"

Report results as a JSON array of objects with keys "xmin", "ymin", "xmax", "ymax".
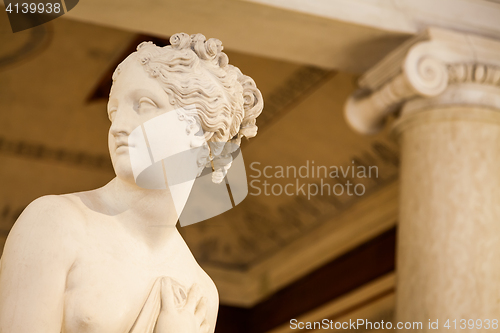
[
  {"xmin": 132, "ymin": 89, "xmax": 163, "ymax": 104},
  {"xmin": 107, "ymin": 87, "xmax": 166, "ymax": 114}
]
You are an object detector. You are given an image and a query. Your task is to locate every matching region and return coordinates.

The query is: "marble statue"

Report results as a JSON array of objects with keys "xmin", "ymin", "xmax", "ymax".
[{"xmin": 0, "ymin": 33, "xmax": 263, "ymax": 333}]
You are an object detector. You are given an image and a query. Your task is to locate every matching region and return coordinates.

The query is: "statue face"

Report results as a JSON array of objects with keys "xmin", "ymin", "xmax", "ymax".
[{"xmin": 107, "ymin": 58, "xmax": 175, "ymax": 184}]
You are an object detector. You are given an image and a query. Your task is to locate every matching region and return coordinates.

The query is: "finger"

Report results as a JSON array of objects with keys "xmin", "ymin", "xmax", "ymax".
[
  {"xmin": 174, "ymin": 285, "xmax": 187, "ymax": 307},
  {"xmin": 195, "ymin": 296, "xmax": 207, "ymax": 324},
  {"xmin": 200, "ymin": 321, "xmax": 210, "ymax": 333},
  {"xmin": 160, "ymin": 277, "xmax": 176, "ymax": 311},
  {"xmin": 185, "ymin": 283, "xmax": 202, "ymax": 311}
]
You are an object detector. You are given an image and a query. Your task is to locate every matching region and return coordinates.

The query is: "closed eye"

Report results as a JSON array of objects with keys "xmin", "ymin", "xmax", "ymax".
[{"xmin": 139, "ymin": 97, "xmax": 158, "ymax": 109}]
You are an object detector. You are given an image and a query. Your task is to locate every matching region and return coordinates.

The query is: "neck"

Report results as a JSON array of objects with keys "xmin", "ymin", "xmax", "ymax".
[{"xmin": 99, "ymin": 177, "xmax": 180, "ymax": 250}]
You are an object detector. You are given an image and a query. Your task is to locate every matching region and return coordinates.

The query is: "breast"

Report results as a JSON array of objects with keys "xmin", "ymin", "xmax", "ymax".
[
  {"xmin": 60, "ymin": 214, "xmax": 218, "ymax": 333},
  {"xmin": 62, "ymin": 262, "xmax": 154, "ymax": 333}
]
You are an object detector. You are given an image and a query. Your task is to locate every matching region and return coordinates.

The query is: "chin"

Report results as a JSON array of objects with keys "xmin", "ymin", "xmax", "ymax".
[
  {"xmin": 111, "ymin": 154, "xmax": 137, "ymax": 185},
  {"xmin": 114, "ymin": 171, "xmax": 138, "ymax": 187}
]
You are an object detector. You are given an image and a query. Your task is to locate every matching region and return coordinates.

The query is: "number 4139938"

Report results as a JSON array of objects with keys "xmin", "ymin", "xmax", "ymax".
[
  {"xmin": 444, "ymin": 319, "xmax": 498, "ymax": 330},
  {"xmin": 5, "ymin": 2, "xmax": 62, "ymax": 14}
]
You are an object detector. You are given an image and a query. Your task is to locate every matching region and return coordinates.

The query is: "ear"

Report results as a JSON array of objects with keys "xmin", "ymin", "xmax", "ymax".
[
  {"xmin": 188, "ymin": 116, "xmax": 205, "ymax": 148},
  {"xmin": 191, "ymin": 121, "xmax": 203, "ymax": 137}
]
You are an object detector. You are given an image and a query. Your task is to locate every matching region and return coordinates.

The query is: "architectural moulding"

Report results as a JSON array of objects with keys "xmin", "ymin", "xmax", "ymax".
[
  {"xmin": 345, "ymin": 27, "xmax": 500, "ymax": 134},
  {"xmin": 245, "ymin": 0, "xmax": 500, "ymax": 39}
]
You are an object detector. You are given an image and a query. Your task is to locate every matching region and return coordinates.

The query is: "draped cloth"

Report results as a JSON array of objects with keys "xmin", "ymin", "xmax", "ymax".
[{"xmin": 129, "ymin": 277, "xmax": 162, "ymax": 333}]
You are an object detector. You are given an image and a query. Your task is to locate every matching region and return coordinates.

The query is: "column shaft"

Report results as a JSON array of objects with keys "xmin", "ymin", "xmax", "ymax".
[{"xmin": 395, "ymin": 107, "xmax": 500, "ymax": 331}]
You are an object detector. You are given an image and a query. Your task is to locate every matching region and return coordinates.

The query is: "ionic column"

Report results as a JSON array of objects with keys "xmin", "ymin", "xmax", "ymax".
[{"xmin": 345, "ymin": 27, "xmax": 500, "ymax": 331}]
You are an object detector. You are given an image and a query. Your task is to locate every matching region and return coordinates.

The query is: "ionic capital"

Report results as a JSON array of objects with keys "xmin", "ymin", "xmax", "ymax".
[{"xmin": 344, "ymin": 27, "xmax": 500, "ymax": 134}]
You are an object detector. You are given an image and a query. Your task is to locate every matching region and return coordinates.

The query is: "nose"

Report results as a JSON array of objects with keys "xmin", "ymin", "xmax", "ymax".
[{"xmin": 109, "ymin": 107, "xmax": 134, "ymax": 137}]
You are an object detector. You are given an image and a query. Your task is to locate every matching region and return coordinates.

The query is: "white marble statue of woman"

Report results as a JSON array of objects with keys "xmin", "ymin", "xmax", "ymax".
[{"xmin": 0, "ymin": 33, "xmax": 263, "ymax": 333}]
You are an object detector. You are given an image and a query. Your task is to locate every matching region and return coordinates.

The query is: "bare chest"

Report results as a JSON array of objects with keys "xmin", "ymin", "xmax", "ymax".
[{"xmin": 62, "ymin": 233, "xmax": 214, "ymax": 333}]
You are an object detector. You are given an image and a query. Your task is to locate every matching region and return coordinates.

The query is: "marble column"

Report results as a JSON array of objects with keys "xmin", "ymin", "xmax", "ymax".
[{"xmin": 345, "ymin": 27, "xmax": 500, "ymax": 331}]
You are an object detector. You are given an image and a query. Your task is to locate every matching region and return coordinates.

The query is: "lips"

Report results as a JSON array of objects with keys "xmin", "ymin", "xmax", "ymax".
[
  {"xmin": 115, "ymin": 140, "xmax": 132, "ymax": 150},
  {"xmin": 116, "ymin": 142, "xmax": 128, "ymax": 148}
]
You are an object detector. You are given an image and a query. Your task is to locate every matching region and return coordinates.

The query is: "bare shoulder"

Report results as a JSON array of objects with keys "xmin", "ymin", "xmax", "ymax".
[
  {"xmin": 2, "ymin": 194, "xmax": 86, "ymax": 268},
  {"xmin": 0, "ymin": 195, "xmax": 87, "ymax": 331},
  {"xmin": 197, "ymin": 265, "xmax": 219, "ymax": 332},
  {"xmin": 193, "ymin": 261, "xmax": 219, "ymax": 319},
  {"xmin": 9, "ymin": 194, "xmax": 86, "ymax": 238},
  {"xmin": 175, "ymin": 232, "xmax": 219, "ymax": 305},
  {"xmin": 175, "ymin": 231, "xmax": 219, "ymax": 309}
]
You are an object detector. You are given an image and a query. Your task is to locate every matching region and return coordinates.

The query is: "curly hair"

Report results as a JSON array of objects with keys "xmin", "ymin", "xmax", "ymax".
[{"xmin": 112, "ymin": 33, "xmax": 263, "ymax": 146}]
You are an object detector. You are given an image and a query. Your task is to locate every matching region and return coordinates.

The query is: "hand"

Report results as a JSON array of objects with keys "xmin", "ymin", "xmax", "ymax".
[{"xmin": 154, "ymin": 277, "xmax": 209, "ymax": 333}]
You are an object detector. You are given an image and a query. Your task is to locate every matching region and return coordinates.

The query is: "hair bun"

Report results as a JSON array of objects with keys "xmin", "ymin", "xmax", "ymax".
[
  {"xmin": 234, "ymin": 67, "xmax": 263, "ymax": 140},
  {"xmin": 170, "ymin": 33, "xmax": 191, "ymax": 49}
]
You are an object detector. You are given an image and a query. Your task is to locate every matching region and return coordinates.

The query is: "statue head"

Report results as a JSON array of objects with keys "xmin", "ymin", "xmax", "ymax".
[{"xmin": 107, "ymin": 32, "xmax": 263, "ymax": 199}]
